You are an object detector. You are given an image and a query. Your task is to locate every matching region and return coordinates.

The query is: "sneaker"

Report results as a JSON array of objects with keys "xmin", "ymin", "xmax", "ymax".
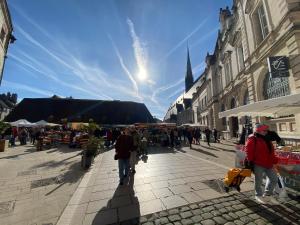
[{"xmin": 255, "ymin": 196, "xmax": 266, "ymax": 204}]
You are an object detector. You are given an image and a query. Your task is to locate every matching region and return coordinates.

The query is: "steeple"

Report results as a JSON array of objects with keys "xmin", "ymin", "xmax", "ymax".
[{"xmin": 185, "ymin": 47, "xmax": 194, "ymax": 92}]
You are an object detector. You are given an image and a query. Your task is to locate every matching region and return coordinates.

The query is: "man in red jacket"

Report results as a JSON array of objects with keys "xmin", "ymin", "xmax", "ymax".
[
  {"xmin": 115, "ymin": 128, "xmax": 134, "ymax": 185},
  {"xmin": 245, "ymin": 123, "xmax": 278, "ymax": 204}
]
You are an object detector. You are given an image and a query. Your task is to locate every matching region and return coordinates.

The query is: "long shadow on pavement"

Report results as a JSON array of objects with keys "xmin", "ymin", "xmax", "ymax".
[
  {"xmin": 92, "ymin": 175, "xmax": 140, "ymax": 225},
  {"xmin": 146, "ymin": 146, "xmax": 180, "ymax": 155},
  {"xmin": 210, "ymin": 146, "xmax": 236, "ymax": 153},
  {"xmin": 190, "ymin": 146, "xmax": 218, "ymax": 158}
]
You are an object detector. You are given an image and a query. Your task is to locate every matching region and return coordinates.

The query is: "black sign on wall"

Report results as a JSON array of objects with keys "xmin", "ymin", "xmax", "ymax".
[{"xmin": 267, "ymin": 56, "xmax": 289, "ymax": 78}]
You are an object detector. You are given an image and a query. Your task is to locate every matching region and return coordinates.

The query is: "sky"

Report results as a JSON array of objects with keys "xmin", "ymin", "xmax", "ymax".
[{"xmin": 1, "ymin": 0, "xmax": 232, "ymax": 119}]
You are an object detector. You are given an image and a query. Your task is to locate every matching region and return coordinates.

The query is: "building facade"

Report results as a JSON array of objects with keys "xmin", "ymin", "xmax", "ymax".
[
  {"xmin": 0, "ymin": 0, "xmax": 13, "ymax": 85},
  {"xmin": 165, "ymin": 0, "xmax": 300, "ymax": 143}
]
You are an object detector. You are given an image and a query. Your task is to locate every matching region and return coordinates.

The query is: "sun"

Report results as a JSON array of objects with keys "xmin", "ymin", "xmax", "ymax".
[{"xmin": 137, "ymin": 67, "xmax": 147, "ymax": 81}]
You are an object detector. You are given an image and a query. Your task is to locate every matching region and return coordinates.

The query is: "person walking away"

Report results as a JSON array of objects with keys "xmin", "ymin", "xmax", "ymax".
[
  {"xmin": 245, "ymin": 124, "xmax": 278, "ymax": 204},
  {"xmin": 115, "ymin": 128, "xmax": 133, "ymax": 185},
  {"xmin": 106, "ymin": 129, "xmax": 113, "ymax": 147},
  {"xmin": 35, "ymin": 128, "xmax": 43, "ymax": 151},
  {"xmin": 204, "ymin": 127, "xmax": 211, "ymax": 146},
  {"xmin": 174, "ymin": 129, "xmax": 179, "ymax": 146},
  {"xmin": 11, "ymin": 127, "xmax": 18, "ymax": 146},
  {"xmin": 170, "ymin": 129, "xmax": 175, "ymax": 147},
  {"xmin": 213, "ymin": 128, "xmax": 219, "ymax": 143},
  {"xmin": 131, "ymin": 129, "xmax": 140, "ymax": 174},
  {"xmin": 186, "ymin": 128, "xmax": 193, "ymax": 149},
  {"xmin": 194, "ymin": 128, "xmax": 200, "ymax": 145}
]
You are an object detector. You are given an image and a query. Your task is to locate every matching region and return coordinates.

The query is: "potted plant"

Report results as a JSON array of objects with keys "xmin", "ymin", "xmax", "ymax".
[
  {"xmin": 81, "ymin": 136, "xmax": 102, "ymax": 169},
  {"xmin": 0, "ymin": 121, "xmax": 11, "ymax": 152}
]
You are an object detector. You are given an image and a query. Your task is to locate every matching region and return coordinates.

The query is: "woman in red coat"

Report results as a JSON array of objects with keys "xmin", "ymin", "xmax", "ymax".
[{"xmin": 245, "ymin": 123, "xmax": 278, "ymax": 204}]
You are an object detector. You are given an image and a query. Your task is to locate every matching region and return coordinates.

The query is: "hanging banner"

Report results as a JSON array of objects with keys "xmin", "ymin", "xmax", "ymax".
[{"xmin": 267, "ymin": 56, "xmax": 290, "ymax": 78}]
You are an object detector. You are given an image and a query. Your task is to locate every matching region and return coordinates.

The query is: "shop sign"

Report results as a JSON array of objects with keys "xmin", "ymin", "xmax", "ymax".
[{"xmin": 267, "ymin": 56, "xmax": 290, "ymax": 78}]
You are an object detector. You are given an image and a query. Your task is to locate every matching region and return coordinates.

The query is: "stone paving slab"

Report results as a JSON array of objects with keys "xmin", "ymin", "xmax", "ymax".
[{"xmin": 0, "ymin": 144, "xmax": 85, "ymax": 225}]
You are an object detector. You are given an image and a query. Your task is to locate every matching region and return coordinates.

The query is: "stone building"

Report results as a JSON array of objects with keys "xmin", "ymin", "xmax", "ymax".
[
  {"xmin": 166, "ymin": 0, "xmax": 300, "ymax": 144},
  {"xmin": 0, "ymin": 0, "xmax": 14, "ymax": 85},
  {"xmin": 196, "ymin": 0, "xmax": 300, "ymax": 143}
]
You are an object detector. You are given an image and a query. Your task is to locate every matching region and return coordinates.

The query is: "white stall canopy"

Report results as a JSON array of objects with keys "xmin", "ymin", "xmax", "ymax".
[
  {"xmin": 219, "ymin": 93, "xmax": 300, "ymax": 118},
  {"xmin": 34, "ymin": 120, "xmax": 61, "ymax": 127},
  {"xmin": 10, "ymin": 119, "xmax": 35, "ymax": 127}
]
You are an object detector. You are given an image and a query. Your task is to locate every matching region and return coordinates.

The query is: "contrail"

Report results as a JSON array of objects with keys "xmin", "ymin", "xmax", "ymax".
[
  {"xmin": 190, "ymin": 27, "xmax": 219, "ymax": 48},
  {"xmin": 151, "ymin": 78, "xmax": 184, "ymax": 102},
  {"xmin": 159, "ymin": 18, "xmax": 208, "ymax": 63},
  {"xmin": 3, "ymin": 80, "xmax": 53, "ymax": 96},
  {"xmin": 108, "ymin": 34, "xmax": 141, "ymax": 99},
  {"xmin": 168, "ymin": 88, "xmax": 185, "ymax": 99},
  {"xmin": 127, "ymin": 18, "xmax": 148, "ymax": 81}
]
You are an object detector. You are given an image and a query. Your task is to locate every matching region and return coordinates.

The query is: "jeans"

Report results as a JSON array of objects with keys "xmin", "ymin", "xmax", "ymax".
[
  {"xmin": 118, "ymin": 158, "xmax": 129, "ymax": 182},
  {"xmin": 254, "ymin": 165, "xmax": 277, "ymax": 196}
]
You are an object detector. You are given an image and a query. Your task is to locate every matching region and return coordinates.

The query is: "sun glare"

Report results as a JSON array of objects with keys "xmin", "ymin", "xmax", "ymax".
[{"xmin": 138, "ymin": 67, "xmax": 147, "ymax": 81}]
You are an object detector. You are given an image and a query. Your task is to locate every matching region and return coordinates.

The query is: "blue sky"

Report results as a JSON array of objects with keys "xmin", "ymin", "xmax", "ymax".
[{"xmin": 1, "ymin": 0, "xmax": 232, "ymax": 119}]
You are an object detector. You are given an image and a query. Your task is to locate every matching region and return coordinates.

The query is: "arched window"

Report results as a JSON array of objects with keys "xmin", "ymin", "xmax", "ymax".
[
  {"xmin": 221, "ymin": 104, "xmax": 226, "ymax": 126},
  {"xmin": 243, "ymin": 90, "xmax": 249, "ymax": 105},
  {"xmin": 263, "ymin": 73, "xmax": 290, "ymax": 100},
  {"xmin": 230, "ymin": 98, "xmax": 236, "ymax": 109}
]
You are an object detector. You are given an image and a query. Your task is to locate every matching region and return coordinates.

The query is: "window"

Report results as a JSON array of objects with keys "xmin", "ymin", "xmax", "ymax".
[
  {"xmin": 252, "ymin": 4, "xmax": 269, "ymax": 44},
  {"xmin": 237, "ymin": 45, "xmax": 244, "ymax": 71},
  {"xmin": 257, "ymin": 5, "xmax": 269, "ymax": 39},
  {"xmin": 224, "ymin": 61, "xmax": 232, "ymax": 85},
  {"xmin": 243, "ymin": 90, "xmax": 249, "ymax": 105},
  {"xmin": 221, "ymin": 104, "xmax": 226, "ymax": 126},
  {"xmin": 279, "ymin": 123, "xmax": 287, "ymax": 131},
  {"xmin": 230, "ymin": 98, "xmax": 236, "ymax": 109},
  {"xmin": 204, "ymin": 96, "xmax": 207, "ymax": 106},
  {"xmin": 217, "ymin": 72, "xmax": 223, "ymax": 93},
  {"xmin": 0, "ymin": 27, "xmax": 6, "ymax": 43}
]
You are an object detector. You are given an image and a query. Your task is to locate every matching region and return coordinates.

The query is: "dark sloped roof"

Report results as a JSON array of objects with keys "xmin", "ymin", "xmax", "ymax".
[{"xmin": 5, "ymin": 98, "xmax": 154, "ymax": 124}]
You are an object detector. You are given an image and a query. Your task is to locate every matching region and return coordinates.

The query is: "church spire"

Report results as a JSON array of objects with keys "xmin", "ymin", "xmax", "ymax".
[{"xmin": 185, "ymin": 46, "xmax": 194, "ymax": 92}]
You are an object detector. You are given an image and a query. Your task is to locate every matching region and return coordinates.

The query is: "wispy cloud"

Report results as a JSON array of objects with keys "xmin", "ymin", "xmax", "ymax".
[
  {"xmin": 168, "ymin": 88, "xmax": 185, "ymax": 99},
  {"xmin": 3, "ymin": 80, "xmax": 53, "ymax": 96},
  {"xmin": 15, "ymin": 25, "xmax": 116, "ymax": 100},
  {"xmin": 108, "ymin": 34, "xmax": 141, "ymax": 99},
  {"xmin": 151, "ymin": 78, "xmax": 184, "ymax": 103},
  {"xmin": 192, "ymin": 61, "xmax": 205, "ymax": 75},
  {"xmin": 190, "ymin": 27, "xmax": 219, "ymax": 48},
  {"xmin": 127, "ymin": 18, "xmax": 149, "ymax": 81},
  {"xmin": 159, "ymin": 18, "xmax": 208, "ymax": 64},
  {"xmin": 12, "ymin": 7, "xmax": 118, "ymax": 100}
]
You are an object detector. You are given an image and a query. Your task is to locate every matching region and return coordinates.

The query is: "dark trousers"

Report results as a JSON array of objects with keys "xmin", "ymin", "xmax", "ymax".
[{"xmin": 206, "ymin": 136, "xmax": 210, "ymax": 146}]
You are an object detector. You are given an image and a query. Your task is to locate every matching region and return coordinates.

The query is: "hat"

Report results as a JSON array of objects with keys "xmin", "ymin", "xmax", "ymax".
[{"xmin": 255, "ymin": 123, "xmax": 269, "ymax": 132}]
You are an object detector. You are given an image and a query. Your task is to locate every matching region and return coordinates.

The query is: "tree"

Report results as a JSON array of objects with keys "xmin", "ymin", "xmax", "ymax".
[{"xmin": 11, "ymin": 94, "xmax": 17, "ymax": 104}]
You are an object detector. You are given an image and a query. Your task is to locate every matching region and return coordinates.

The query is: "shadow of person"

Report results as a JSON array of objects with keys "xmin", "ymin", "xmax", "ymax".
[{"xmin": 92, "ymin": 174, "xmax": 140, "ymax": 225}]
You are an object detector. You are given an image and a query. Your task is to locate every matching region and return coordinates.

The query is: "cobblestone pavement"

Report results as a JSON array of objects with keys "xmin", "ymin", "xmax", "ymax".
[
  {"xmin": 126, "ymin": 190, "xmax": 300, "ymax": 225},
  {"xmin": 0, "ymin": 144, "xmax": 84, "ymax": 225}
]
